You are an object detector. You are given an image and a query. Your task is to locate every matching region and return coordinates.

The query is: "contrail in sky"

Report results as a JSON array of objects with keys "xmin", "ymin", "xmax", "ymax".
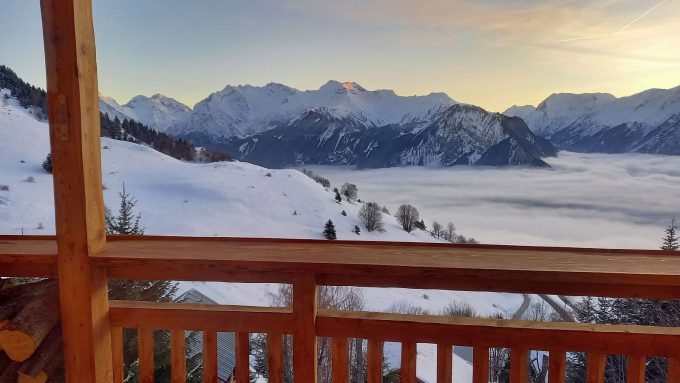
[{"xmin": 616, "ymin": 0, "xmax": 667, "ymax": 34}]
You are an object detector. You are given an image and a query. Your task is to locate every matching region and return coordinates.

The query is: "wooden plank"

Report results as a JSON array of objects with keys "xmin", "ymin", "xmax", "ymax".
[
  {"xmin": 401, "ymin": 341, "xmax": 417, "ymax": 383},
  {"xmin": 267, "ymin": 333, "xmax": 283, "ymax": 383},
  {"xmin": 235, "ymin": 333, "xmax": 250, "ymax": 383},
  {"xmin": 509, "ymin": 348, "xmax": 528, "ymax": 383},
  {"xmin": 316, "ymin": 310, "xmax": 680, "ymax": 356},
  {"xmin": 39, "ymin": 0, "xmax": 112, "ymax": 381},
  {"xmin": 437, "ymin": 344, "xmax": 452, "ymax": 383},
  {"xmin": 109, "ymin": 300, "xmax": 295, "ymax": 333},
  {"xmin": 548, "ymin": 350, "xmax": 566, "ymax": 383},
  {"xmin": 472, "ymin": 347, "xmax": 489, "ymax": 383},
  {"xmin": 586, "ymin": 353, "xmax": 606, "ymax": 383},
  {"xmin": 0, "ymin": 238, "xmax": 57, "ymax": 277},
  {"xmin": 171, "ymin": 330, "xmax": 186, "ymax": 383},
  {"xmin": 331, "ymin": 337, "xmax": 349, "ymax": 383},
  {"xmin": 95, "ymin": 236, "xmax": 680, "ymax": 299},
  {"xmin": 138, "ymin": 328, "xmax": 154, "ymax": 383},
  {"xmin": 111, "ymin": 327, "xmax": 124, "ymax": 383},
  {"xmin": 668, "ymin": 356, "xmax": 680, "ymax": 383},
  {"xmin": 293, "ymin": 277, "xmax": 317, "ymax": 383},
  {"xmin": 626, "ymin": 354, "xmax": 646, "ymax": 383},
  {"xmin": 202, "ymin": 331, "xmax": 218, "ymax": 383},
  {"xmin": 367, "ymin": 339, "xmax": 383, "ymax": 383}
]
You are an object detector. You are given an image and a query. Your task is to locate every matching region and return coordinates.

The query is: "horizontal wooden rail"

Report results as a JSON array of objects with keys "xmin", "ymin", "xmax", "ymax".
[
  {"xmin": 4, "ymin": 235, "xmax": 680, "ymax": 298},
  {"xmin": 109, "ymin": 300, "xmax": 295, "ymax": 333},
  {"xmin": 316, "ymin": 309, "xmax": 680, "ymax": 356}
]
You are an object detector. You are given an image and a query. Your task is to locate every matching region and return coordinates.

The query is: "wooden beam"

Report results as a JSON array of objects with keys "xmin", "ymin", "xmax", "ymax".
[
  {"xmin": 316, "ymin": 310, "xmax": 680, "ymax": 356},
  {"xmin": 95, "ymin": 236, "xmax": 680, "ymax": 299},
  {"xmin": 436, "ymin": 344, "xmax": 452, "ymax": 383},
  {"xmin": 0, "ymin": 238, "xmax": 56, "ymax": 278},
  {"xmin": 202, "ymin": 331, "xmax": 218, "ymax": 383},
  {"xmin": 400, "ymin": 341, "xmax": 417, "ymax": 383},
  {"xmin": 39, "ymin": 0, "xmax": 111, "ymax": 382},
  {"xmin": 548, "ymin": 350, "xmax": 566, "ymax": 383},
  {"xmin": 235, "ymin": 333, "xmax": 250, "ymax": 383},
  {"xmin": 267, "ymin": 333, "xmax": 283, "ymax": 383},
  {"xmin": 472, "ymin": 347, "xmax": 489, "ymax": 383},
  {"xmin": 293, "ymin": 277, "xmax": 317, "ymax": 383},
  {"xmin": 367, "ymin": 339, "xmax": 383, "ymax": 383},
  {"xmin": 171, "ymin": 330, "xmax": 186, "ymax": 383},
  {"xmin": 109, "ymin": 300, "xmax": 295, "ymax": 333},
  {"xmin": 331, "ymin": 337, "xmax": 349, "ymax": 383}
]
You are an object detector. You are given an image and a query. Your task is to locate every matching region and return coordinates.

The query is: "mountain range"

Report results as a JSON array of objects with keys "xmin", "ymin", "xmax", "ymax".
[{"xmin": 100, "ymin": 80, "xmax": 680, "ymax": 166}]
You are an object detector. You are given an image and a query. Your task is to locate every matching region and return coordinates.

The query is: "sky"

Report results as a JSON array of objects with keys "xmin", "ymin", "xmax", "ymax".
[{"xmin": 1, "ymin": 0, "xmax": 679, "ymax": 112}]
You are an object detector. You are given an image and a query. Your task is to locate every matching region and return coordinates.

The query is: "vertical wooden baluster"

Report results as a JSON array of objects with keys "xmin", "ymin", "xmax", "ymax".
[
  {"xmin": 268, "ymin": 333, "xmax": 284, "ymax": 383},
  {"xmin": 111, "ymin": 327, "xmax": 123, "ymax": 383},
  {"xmin": 171, "ymin": 330, "xmax": 186, "ymax": 383},
  {"xmin": 587, "ymin": 353, "xmax": 606, "ymax": 383},
  {"xmin": 203, "ymin": 331, "xmax": 218, "ymax": 383},
  {"xmin": 510, "ymin": 348, "xmax": 528, "ymax": 383},
  {"xmin": 473, "ymin": 347, "xmax": 489, "ymax": 383},
  {"xmin": 548, "ymin": 350, "xmax": 567, "ymax": 383},
  {"xmin": 667, "ymin": 356, "xmax": 680, "ymax": 383},
  {"xmin": 236, "ymin": 332, "xmax": 250, "ymax": 383},
  {"xmin": 367, "ymin": 339, "xmax": 383, "ymax": 383},
  {"xmin": 437, "ymin": 344, "xmax": 453, "ymax": 383},
  {"xmin": 293, "ymin": 277, "xmax": 318, "ymax": 383},
  {"xmin": 401, "ymin": 342, "xmax": 417, "ymax": 383},
  {"xmin": 332, "ymin": 338, "xmax": 349, "ymax": 383},
  {"xmin": 138, "ymin": 328, "xmax": 154, "ymax": 383},
  {"xmin": 626, "ymin": 354, "xmax": 646, "ymax": 383}
]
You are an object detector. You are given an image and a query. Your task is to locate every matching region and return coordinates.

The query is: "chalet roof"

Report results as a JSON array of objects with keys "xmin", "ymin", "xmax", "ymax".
[{"xmin": 175, "ymin": 288, "xmax": 237, "ymax": 381}]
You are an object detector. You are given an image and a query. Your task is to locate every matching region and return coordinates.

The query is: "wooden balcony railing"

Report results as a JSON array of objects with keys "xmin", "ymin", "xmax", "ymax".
[{"xmin": 3, "ymin": 235, "xmax": 680, "ymax": 382}]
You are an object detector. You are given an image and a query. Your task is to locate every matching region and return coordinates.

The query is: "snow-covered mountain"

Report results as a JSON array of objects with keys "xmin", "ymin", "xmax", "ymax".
[
  {"xmin": 99, "ymin": 93, "xmax": 191, "ymax": 132},
  {"xmin": 176, "ymin": 81, "xmax": 456, "ymax": 139},
  {"xmin": 504, "ymin": 86, "xmax": 680, "ymax": 154},
  {"xmin": 215, "ymin": 104, "xmax": 557, "ymax": 168}
]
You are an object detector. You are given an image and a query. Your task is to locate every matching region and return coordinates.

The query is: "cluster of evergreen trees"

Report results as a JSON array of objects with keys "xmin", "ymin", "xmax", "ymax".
[{"xmin": 0, "ymin": 65, "xmax": 47, "ymax": 119}]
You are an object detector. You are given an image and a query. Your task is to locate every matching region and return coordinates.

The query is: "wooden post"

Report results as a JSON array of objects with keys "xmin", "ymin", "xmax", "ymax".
[
  {"xmin": 293, "ymin": 277, "xmax": 317, "ymax": 383},
  {"xmin": 509, "ymin": 348, "xmax": 528, "ymax": 383},
  {"xmin": 587, "ymin": 353, "xmax": 606, "ymax": 383},
  {"xmin": 331, "ymin": 338, "xmax": 349, "ymax": 383},
  {"xmin": 626, "ymin": 355, "xmax": 646, "ymax": 383},
  {"xmin": 202, "ymin": 331, "xmax": 218, "ymax": 383},
  {"xmin": 367, "ymin": 339, "xmax": 383, "ymax": 383},
  {"xmin": 39, "ymin": 0, "xmax": 112, "ymax": 382},
  {"xmin": 472, "ymin": 347, "xmax": 489, "ymax": 383},
  {"xmin": 171, "ymin": 330, "xmax": 186, "ymax": 383},
  {"xmin": 548, "ymin": 350, "xmax": 567, "ymax": 383},
  {"xmin": 401, "ymin": 341, "xmax": 417, "ymax": 383},
  {"xmin": 437, "ymin": 344, "xmax": 452, "ymax": 383},
  {"xmin": 235, "ymin": 333, "xmax": 250, "ymax": 383}
]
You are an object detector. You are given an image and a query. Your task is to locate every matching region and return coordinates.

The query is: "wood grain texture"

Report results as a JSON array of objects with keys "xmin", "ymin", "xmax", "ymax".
[
  {"xmin": 316, "ymin": 310, "xmax": 680, "ymax": 356},
  {"xmin": 138, "ymin": 328, "xmax": 154, "ymax": 383},
  {"xmin": 109, "ymin": 300, "xmax": 295, "ymax": 333},
  {"xmin": 111, "ymin": 327, "xmax": 123, "ymax": 383},
  {"xmin": 367, "ymin": 339, "xmax": 383, "ymax": 383},
  {"xmin": 626, "ymin": 354, "xmax": 646, "ymax": 383},
  {"xmin": 171, "ymin": 330, "xmax": 186, "ymax": 383},
  {"xmin": 436, "ymin": 344, "xmax": 452, "ymax": 383},
  {"xmin": 331, "ymin": 337, "xmax": 349, "ymax": 383},
  {"xmin": 668, "ymin": 356, "xmax": 680, "ymax": 383},
  {"xmin": 548, "ymin": 350, "xmax": 566, "ymax": 383},
  {"xmin": 400, "ymin": 341, "xmax": 417, "ymax": 383},
  {"xmin": 39, "ymin": 0, "xmax": 111, "ymax": 380},
  {"xmin": 293, "ymin": 277, "xmax": 317, "ymax": 383},
  {"xmin": 509, "ymin": 348, "xmax": 528, "ymax": 383},
  {"xmin": 472, "ymin": 347, "xmax": 489, "ymax": 383},
  {"xmin": 267, "ymin": 333, "xmax": 283, "ymax": 383},
  {"xmin": 586, "ymin": 353, "xmax": 606, "ymax": 383},
  {"xmin": 94, "ymin": 236, "xmax": 680, "ymax": 298},
  {"xmin": 235, "ymin": 333, "xmax": 250, "ymax": 383},
  {"xmin": 202, "ymin": 331, "xmax": 218, "ymax": 383},
  {"xmin": 0, "ymin": 238, "xmax": 56, "ymax": 277}
]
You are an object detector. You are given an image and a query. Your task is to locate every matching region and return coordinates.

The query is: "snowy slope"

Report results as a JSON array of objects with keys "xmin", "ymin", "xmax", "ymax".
[
  {"xmin": 179, "ymin": 81, "xmax": 456, "ymax": 138},
  {"xmin": 2, "ymin": 92, "xmax": 537, "ymax": 382},
  {"xmin": 99, "ymin": 93, "xmax": 191, "ymax": 132}
]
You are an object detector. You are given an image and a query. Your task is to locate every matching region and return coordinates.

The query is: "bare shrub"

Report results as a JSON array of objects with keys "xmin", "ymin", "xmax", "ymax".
[{"xmin": 358, "ymin": 202, "xmax": 383, "ymax": 232}]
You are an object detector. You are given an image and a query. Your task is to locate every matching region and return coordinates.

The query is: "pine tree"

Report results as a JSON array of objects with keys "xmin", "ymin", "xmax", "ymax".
[
  {"xmin": 661, "ymin": 215, "xmax": 679, "ymax": 251},
  {"xmin": 354, "ymin": 225, "xmax": 361, "ymax": 235},
  {"xmin": 335, "ymin": 190, "xmax": 342, "ymax": 203},
  {"xmin": 105, "ymin": 183, "xmax": 144, "ymax": 235},
  {"xmin": 41, "ymin": 153, "xmax": 52, "ymax": 173},
  {"xmin": 323, "ymin": 220, "xmax": 337, "ymax": 240}
]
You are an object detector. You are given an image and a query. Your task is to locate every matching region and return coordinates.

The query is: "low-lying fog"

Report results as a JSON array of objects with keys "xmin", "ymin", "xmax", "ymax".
[{"xmin": 306, "ymin": 152, "xmax": 680, "ymax": 249}]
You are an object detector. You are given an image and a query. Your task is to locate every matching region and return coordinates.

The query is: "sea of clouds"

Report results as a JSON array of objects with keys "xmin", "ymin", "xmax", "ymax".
[{"xmin": 307, "ymin": 152, "xmax": 680, "ymax": 249}]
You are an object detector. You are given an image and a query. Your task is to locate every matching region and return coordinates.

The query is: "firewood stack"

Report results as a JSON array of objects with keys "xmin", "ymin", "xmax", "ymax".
[{"xmin": 0, "ymin": 279, "xmax": 64, "ymax": 383}]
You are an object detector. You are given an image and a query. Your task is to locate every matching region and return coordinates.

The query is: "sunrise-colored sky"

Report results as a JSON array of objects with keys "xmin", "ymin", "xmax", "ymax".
[{"xmin": 1, "ymin": 0, "xmax": 679, "ymax": 112}]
